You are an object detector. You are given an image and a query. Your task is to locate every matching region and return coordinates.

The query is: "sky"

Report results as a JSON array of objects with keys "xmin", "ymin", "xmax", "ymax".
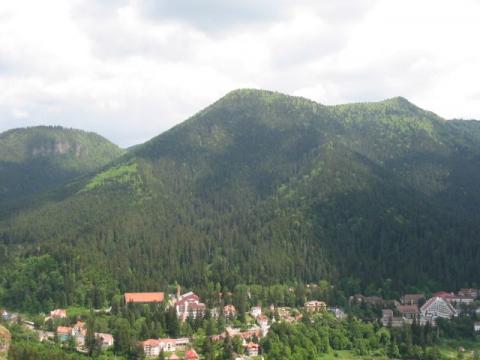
[{"xmin": 1, "ymin": 0, "xmax": 480, "ymax": 147}]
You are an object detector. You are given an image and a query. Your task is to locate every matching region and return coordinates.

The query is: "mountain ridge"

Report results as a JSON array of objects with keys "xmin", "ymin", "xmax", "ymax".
[
  {"xmin": 0, "ymin": 90, "xmax": 479, "ymax": 311},
  {"xmin": 0, "ymin": 125, "xmax": 124, "ymax": 210}
]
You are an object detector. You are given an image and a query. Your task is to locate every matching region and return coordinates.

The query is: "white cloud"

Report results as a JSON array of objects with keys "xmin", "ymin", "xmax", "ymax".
[{"xmin": 0, "ymin": 0, "xmax": 479, "ymax": 146}]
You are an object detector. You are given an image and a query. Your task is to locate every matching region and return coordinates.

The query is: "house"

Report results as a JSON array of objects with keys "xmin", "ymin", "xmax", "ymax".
[
  {"xmin": 450, "ymin": 295, "xmax": 474, "ymax": 305},
  {"xmin": 350, "ymin": 294, "xmax": 383, "ymax": 306},
  {"xmin": 401, "ymin": 294, "xmax": 425, "ymax": 306},
  {"xmin": 174, "ymin": 337, "xmax": 190, "ymax": 350},
  {"xmin": 256, "ymin": 315, "xmax": 269, "ymax": 329},
  {"xmin": 168, "ymin": 354, "xmax": 180, "ymax": 360},
  {"xmin": 224, "ymin": 305, "xmax": 237, "ymax": 318},
  {"xmin": 474, "ymin": 322, "xmax": 480, "ymax": 332},
  {"xmin": 142, "ymin": 339, "xmax": 162, "ymax": 357},
  {"xmin": 185, "ymin": 348, "xmax": 200, "ymax": 360},
  {"xmin": 396, "ymin": 304, "xmax": 419, "ymax": 320},
  {"xmin": 246, "ymin": 342, "xmax": 259, "ymax": 357},
  {"xmin": 22, "ymin": 320, "xmax": 35, "ymax": 330},
  {"xmin": 391, "ymin": 317, "xmax": 404, "ymax": 328},
  {"xmin": 459, "ymin": 288, "xmax": 479, "ymax": 299},
  {"xmin": 142, "ymin": 338, "xmax": 179, "ymax": 356},
  {"xmin": 50, "ymin": 309, "xmax": 67, "ymax": 319},
  {"xmin": 38, "ymin": 331, "xmax": 55, "ymax": 342},
  {"xmin": 159, "ymin": 339, "xmax": 177, "ymax": 352},
  {"xmin": 328, "ymin": 307, "xmax": 347, "ymax": 320},
  {"xmin": 95, "ymin": 333, "xmax": 114, "ymax": 349},
  {"xmin": 56, "ymin": 326, "xmax": 72, "ymax": 342},
  {"xmin": 250, "ymin": 306, "xmax": 262, "ymax": 318},
  {"xmin": 124, "ymin": 292, "xmax": 164, "ymax": 304},
  {"xmin": 420, "ymin": 297, "xmax": 457, "ymax": 324},
  {"xmin": 364, "ymin": 296, "xmax": 384, "ymax": 305},
  {"xmin": 176, "ymin": 292, "xmax": 206, "ymax": 321},
  {"xmin": 210, "ymin": 308, "xmax": 220, "ymax": 318},
  {"xmin": 381, "ymin": 309, "xmax": 393, "ymax": 327},
  {"xmin": 304, "ymin": 301, "xmax": 327, "ymax": 313},
  {"xmin": 72, "ymin": 321, "xmax": 86, "ymax": 347}
]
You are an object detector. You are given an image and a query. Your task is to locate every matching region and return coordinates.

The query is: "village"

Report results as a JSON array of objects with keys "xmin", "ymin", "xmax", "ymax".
[{"xmin": 1, "ymin": 285, "xmax": 480, "ymax": 359}]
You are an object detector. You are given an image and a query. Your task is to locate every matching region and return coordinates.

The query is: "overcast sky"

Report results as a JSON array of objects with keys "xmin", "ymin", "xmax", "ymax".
[{"xmin": 1, "ymin": 0, "xmax": 479, "ymax": 147}]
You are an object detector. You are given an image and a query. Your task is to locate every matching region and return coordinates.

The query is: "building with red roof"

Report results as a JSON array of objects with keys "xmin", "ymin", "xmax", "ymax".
[
  {"xmin": 246, "ymin": 342, "xmax": 260, "ymax": 356},
  {"xmin": 184, "ymin": 348, "xmax": 199, "ymax": 360},
  {"xmin": 124, "ymin": 292, "xmax": 164, "ymax": 304},
  {"xmin": 420, "ymin": 297, "xmax": 457, "ymax": 325},
  {"xmin": 175, "ymin": 292, "xmax": 206, "ymax": 321},
  {"xmin": 50, "ymin": 309, "xmax": 67, "ymax": 319}
]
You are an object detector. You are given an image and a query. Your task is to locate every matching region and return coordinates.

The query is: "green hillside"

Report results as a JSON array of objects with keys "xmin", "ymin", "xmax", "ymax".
[
  {"xmin": 0, "ymin": 126, "xmax": 124, "ymax": 208},
  {"xmin": 1, "ymin": 90, "xmax": 479, "ymax": 312}
]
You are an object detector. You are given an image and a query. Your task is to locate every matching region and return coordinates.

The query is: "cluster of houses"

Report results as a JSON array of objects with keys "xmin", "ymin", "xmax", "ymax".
[
  {"xmin": 359, "ymin": 288, "xmax": 480, "ymax": 328},
  {"xmin": 136, "ymin": 290, "xmax": 266, "ymax": 359},
  {"xmin": 128, "ymin": 289, "xmax": 349, "ymax": 358},
  {"xmin": 5, "ymin": 284, "xmax": 477, "ymax": 359},
  {"xmin": 46, "ymin": 310, "xmax": 114, "ymax": 351}
]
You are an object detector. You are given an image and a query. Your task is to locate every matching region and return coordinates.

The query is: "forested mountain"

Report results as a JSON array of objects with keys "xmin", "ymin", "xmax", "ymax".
[
  {"xmin": 1, "ymin": 89, "xmax": 480, "ymax": 311},
  {"xmin": 0, "ymin": 126, "xmax": 124, "ymax": 209}
]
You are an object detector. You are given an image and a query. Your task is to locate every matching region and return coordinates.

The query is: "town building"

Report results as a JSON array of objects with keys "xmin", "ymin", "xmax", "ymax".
[
  {"xmin": 141, "ymin": 338, "xmax": 183, "ymax": 357},
  {"xmin": 95, "ymin": 333, "xmax": 114, "ymax": 349},
  {"xmin": 50, "ymin": 309, "xmax": 67, "ymax": 319},
  {"xmin": 304, "ymin": 301, "xmax": 327, "ymax": 313},
  {"xmin": 450, "ymin": 295, "xmax": 475, "ymax": 305},
  {"xmin": 246, "ymin": 342, "xmax": 260, "ymax": 357},
  {"xmin": 400, "ymin": 294, "xmax": 425, "ymax": 306},
  {"xmin": 124, "ymin": 292, "xmax": 164, "ymax": 304},
  {"xmin": 185, "ymin": 348, "xmax": 200, "ymax": 360},
  {"xmin": 72, "ymin": 321, "xmax": 86, "ymax": 347},
  {"xmin": 256, "ymin": 315, "xmax": 269, "ymax": 329},
  {"xmin": 328, "ymin": 307, "xmax": 347, "ymax": 320},
  {"xmin": 142, "ymin": 339, "xmax": 160, "ymax": 357},
  {"xmin": 396, "ymin": 304, "xmax": 419, "ymax": 321},
  {"xmin": 350, "ymin": 294, "xmax": 383, "ymax": 306},
  {"xmin": 56, "ymin": 326, "xmax": 72, "ymax": 342},
  {"xmin": 459, "ymin": 288, "xmax": 479, "ymax": 299},
  {"xmin": 420, "ymin": 297, "xmax": 457, "ymax": 324},
  {"xmin": 224, "ymin": 304, "xmax": 237, "ymax": 318},
  {"xmin": 175, "ymin": 292, "xmax": 206, "ymax": 321},
  {"xmin": 381, "ymin": 309, "xmax": 393, "ymax": 327},
  {"xmin": 174, "ymin": 338, "xmax": 190, "ymax": 351},
  {"xmin": 250, "ymin": 306, "xmax": 262, "ymax": 318}
]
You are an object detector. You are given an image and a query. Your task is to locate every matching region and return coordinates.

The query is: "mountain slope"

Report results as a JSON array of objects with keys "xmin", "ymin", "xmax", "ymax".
[
  {"xmin": 0, "ymin": 126, "xmax": 124, "ymax": 207},
  {"xmin": 1, "ymin": 90, "xmax": 480, "ymax": 311}
]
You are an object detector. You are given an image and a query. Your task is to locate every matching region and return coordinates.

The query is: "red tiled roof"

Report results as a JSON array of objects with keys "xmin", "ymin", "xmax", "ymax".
[
  {"xmin": 142, "ymin": 339, "xmax": 160, "ymax": 347},
  {"xmin": 125, "ymin": 292, "xmax": 164, "ymax": 303},
  {"xmin": 224, "ymin": 305, "xmax": 236, "ymax": 312},
  {"xmin": 51, "ymin": 309, "xmax": 67, "ymax": 318},
  {"xmin": 247, "ymin": 342, "xmax": 259, "ymax": 349},
  {"xmin": 433, "ymin": 291, "xmax": 454, "ymax": 299},
  {"xmin": 185, "ymin": 349, "xmax": 199, "ymax": 360},
  {"xmin": 57, "ymin": 326, "xmax": 72, "ymax": 334},
  {"xmin": 74, "ymin": 321, "xmax": 85, "ymax": 329}
]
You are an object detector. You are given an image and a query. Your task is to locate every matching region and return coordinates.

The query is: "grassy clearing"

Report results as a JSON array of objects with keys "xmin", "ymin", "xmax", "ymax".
[{"xmin": 83, "ymin": 162, "xmax": 139, "ymax": 192}]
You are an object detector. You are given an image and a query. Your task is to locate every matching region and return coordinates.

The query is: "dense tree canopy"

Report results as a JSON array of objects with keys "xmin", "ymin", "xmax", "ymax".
[{"xmin": 1, "ymin": 90, "xmax": 480, "ymax": 310}]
